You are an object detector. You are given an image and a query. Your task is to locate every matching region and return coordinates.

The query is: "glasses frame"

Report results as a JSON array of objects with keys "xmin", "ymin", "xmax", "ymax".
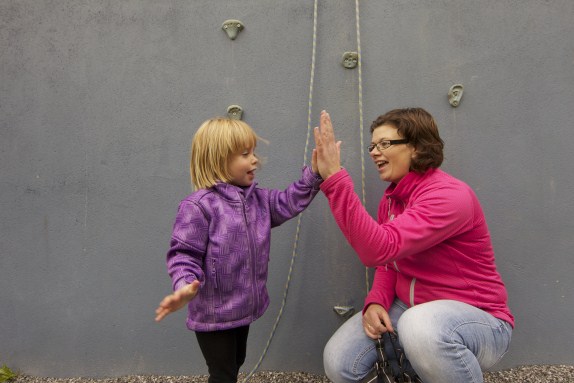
[{"xmin": 367, "ymin": 139, "xmax": 409, "ymax": 153}]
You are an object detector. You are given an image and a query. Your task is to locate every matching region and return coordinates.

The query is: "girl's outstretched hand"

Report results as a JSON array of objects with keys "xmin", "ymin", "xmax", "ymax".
[
  {"xmin": 155, "ymin": 280, "xmax": 200, "ymax": 322},
  {"xmin": 312, "ymin": 146, "xmax": 319, "ymax": 174}
]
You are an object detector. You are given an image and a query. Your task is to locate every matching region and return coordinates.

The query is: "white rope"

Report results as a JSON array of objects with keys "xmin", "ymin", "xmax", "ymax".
[
  {"xmin": 355, "ymin": 0, "xmax": 370, "ymax": 295},
  {"xmin": 241, "ymin": 0, "xmax": 319, "ymax": 381}
]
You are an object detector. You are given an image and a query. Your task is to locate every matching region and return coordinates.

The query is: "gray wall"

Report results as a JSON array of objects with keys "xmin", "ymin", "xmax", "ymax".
[{"xmin": 1, "ymin": 0, "xmax": 573, "ymax": 378}]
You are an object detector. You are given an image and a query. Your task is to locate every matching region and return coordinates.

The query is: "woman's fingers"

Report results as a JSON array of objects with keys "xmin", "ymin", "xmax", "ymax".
[
  {"xmin": 363, "ymin": 319, "xmax": 384, "ymax": 339},
  {"xmin": 320, "ymin": 110, "xmax": 335, "ymax": 142},
  {"xmin": 313, "ymin": 110, "xmax": 342, "ymax": 179},
  {"xmin": 313, "ymin": 126, "xmax": 322, "ymax": 147},
  {"xmin": 314, "ymin": 111, "xmax": 332, "ymax": 144}
]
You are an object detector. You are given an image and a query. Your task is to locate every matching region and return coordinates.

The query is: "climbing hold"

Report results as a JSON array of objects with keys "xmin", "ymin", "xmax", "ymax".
[
  {"xmin": 227, "ymin": 105, "xmax": 243, "ymax": 120},
  {"xmin": 342, "ymin": 52, "xmax": 358, "ymax": 69},
  {"xmin": 333, "ymin": 305, "xmax": 355, "ymax": 318},
  {"xmin": 222, "ymin": 19, "xmax": 244, "ymax": 40},
  {"xmin": 448, "ymin": 84, "xmax": 464, "ymax": 107}
]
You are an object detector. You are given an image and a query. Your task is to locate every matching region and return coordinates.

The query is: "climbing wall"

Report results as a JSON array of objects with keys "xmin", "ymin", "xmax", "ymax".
[{"xmin": 1, "ymin": 0, "xmax": 574, "ymax": 378}]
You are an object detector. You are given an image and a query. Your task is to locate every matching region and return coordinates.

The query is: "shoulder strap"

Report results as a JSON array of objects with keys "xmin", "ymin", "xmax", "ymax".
[
  {"xmin": 360, "ymin": 334, "xmax": 423, "ymax": 383},
  {"xmin": 375, "ymin": 336, "xmax": 398, "ymax": 383},
  {"xmin": 388, "ymin": 332, "xmax": 424, "ymax": 383}
]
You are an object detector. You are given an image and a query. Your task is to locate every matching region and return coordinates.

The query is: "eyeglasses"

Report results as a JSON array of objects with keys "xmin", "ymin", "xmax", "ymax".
[{"xmin": 367, "ymin": 139, "xmax": 409, "ymax": 153}]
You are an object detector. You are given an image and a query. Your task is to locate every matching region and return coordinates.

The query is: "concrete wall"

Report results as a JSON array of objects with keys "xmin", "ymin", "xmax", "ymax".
[{"xmin": 1, "ymin": 0, "xmax": 573, "ymax": 378}]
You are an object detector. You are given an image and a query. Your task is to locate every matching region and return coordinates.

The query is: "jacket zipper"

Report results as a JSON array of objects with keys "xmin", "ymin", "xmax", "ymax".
[
  {"xmin": 387, "ymin": 197, "xmax": 400, "ymax": 272},
  {"xmin": 389, "ymin": 196, "xmax": 416, "ymax": 306},
  {"xmin": 409, "ymin": 278, "xmax": 417, "ymax": 307},
  {"xmin": 212, "ymin": 258, "xmax": 218, "ymax": 289},
  {"xmin": 241, "ymin": 196, "xmax": 258, "ymax": 318}
]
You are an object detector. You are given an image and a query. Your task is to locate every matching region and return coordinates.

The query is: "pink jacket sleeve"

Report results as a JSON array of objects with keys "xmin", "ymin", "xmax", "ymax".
[
  {"xmin": 364, "ymin": 266, "xmax": 397, "ymax": 312},
  {"xmin": 320, "ymin": 169, "xmax": 476, "ymax": 310},
  {"xmin": 320, "ymin": 169, "xmax": 474, "ymax": 264}
]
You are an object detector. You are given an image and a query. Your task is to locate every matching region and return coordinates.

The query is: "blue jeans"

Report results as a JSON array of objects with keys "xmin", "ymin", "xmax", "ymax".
[{"xmin": 324, "ymin": 299, "xmax": 512, "ymax": 383}]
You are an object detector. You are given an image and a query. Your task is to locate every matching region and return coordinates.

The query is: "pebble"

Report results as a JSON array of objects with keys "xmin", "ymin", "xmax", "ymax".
[{"xmin": 12, "ymin": 365, "xmax": 574, "ymax": 383}]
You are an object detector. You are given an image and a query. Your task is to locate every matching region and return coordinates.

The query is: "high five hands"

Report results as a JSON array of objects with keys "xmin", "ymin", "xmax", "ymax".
[
  {"xmin": 313, "ymin": 110, "xmax": 342, "ymax": 180},
  {"xmin": 155, "ymin": 280, "xmax": 200, "ymax": 322}
]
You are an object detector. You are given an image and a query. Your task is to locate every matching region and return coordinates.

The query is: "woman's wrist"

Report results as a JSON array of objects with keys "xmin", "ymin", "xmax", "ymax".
[{"xmin": 323, "ymin": 166, "xmax": 343, "ymax": 180}]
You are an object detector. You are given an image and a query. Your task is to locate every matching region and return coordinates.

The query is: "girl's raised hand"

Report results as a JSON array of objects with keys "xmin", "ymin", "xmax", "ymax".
[
  {"xmin": 155, "ymin": 280, "xmax": 200, "ymax": 322},
  {"xmin": 312, "ymin": 147, "xmax": 318, "ymax": 174}
]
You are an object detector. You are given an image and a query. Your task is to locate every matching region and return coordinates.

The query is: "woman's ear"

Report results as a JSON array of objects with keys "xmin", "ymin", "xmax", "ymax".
[
  {"xmin": 410, "ymin": 144, "xmax": 417, "ymax": 159},
  {"xmin": 408, "ymin": 146, "xmax": 417, "ymax": 171}
]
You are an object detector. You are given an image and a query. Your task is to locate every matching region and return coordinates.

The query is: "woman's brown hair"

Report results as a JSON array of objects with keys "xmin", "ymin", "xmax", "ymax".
[{"xmin": 370, "ymin": 107, "xmax": 444, "ymax": 172}]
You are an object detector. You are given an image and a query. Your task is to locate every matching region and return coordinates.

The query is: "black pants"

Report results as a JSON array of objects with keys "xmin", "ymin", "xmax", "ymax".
[{"xmin": 195, "ymin": 325, "xmax": 250, "ymax": 383}]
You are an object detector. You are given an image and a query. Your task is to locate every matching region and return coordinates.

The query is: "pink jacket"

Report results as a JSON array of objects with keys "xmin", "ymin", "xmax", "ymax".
[{"xmin": 320, "ymin": 168, "xmax": 514, "ymax": 327}]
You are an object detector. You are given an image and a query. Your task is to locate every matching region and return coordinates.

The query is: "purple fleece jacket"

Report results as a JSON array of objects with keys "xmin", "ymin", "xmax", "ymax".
[{"xmin": 166, "ymin": 166, "xmax": 322, "ymax": 332}]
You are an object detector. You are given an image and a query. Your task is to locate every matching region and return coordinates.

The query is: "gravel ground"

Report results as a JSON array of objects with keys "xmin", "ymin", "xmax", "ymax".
[{"xmin": 10, "ymin": 365, "xmax": 574, "ymax": 383}]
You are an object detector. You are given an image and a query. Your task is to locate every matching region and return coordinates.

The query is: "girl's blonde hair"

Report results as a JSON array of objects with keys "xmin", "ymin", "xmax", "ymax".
[{"xmin": 190, "ymin": 117, "xmax": 259, "ymax": 190}]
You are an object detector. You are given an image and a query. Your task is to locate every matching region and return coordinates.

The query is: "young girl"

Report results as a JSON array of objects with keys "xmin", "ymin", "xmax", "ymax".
[{"xmin": 155, "ymin": 117, "xmax": 322, "ymax": 383}]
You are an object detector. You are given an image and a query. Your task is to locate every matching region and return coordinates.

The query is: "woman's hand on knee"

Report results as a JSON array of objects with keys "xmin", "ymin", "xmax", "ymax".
[{"xmin": 362, "ymin": 304, "xmax": 394, "ymax": 339}]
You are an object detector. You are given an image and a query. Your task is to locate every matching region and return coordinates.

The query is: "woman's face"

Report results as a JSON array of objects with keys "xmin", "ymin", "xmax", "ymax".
[{"xmin": 369, "ymin": 124, "xmax": 415, "ymax": 183}]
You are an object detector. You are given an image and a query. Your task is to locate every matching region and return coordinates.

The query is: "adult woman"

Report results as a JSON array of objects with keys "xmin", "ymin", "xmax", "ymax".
[{"xmin": 313, "ymin": 108, "xmax": 513, "ymax": 383}]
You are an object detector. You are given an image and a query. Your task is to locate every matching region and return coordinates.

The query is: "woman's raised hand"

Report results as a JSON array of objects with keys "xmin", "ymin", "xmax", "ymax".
[{"xmin": 313, "ymin": 110, "xmax": 342, "ymax": 180}]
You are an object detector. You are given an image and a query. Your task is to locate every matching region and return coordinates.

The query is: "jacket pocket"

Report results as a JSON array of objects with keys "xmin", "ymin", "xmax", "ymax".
[{"xmin": 211, "ymin": 258, "xmax": 223, "ymax": 307}]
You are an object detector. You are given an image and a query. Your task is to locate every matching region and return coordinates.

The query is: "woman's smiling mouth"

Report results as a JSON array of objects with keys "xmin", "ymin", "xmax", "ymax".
[{"xmin": 375, "ymin": 160, "xmax": 388, "ymax": 169}]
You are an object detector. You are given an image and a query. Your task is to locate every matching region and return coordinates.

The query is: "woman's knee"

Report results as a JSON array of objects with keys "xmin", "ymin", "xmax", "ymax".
[
  {"xmin": 323, "ymin": 334, "xmax": 341, "ymax": 378},
  {"xmin": 323, "ymin": 313, "xmax": 378, "ymax": 383},
  {"xmin": 398, "ymin": 305, "xmax": 434, "ymax": 339},
  {"xmin": 396, "ymin": 300, "xmax": 506, "ymax": 380},
  {"xmin": 396, "ymin": 302, "xmax": 455, "ymax": 358}
]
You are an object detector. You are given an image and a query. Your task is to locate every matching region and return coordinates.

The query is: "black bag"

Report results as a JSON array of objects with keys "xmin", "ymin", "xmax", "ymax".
[{"xmin": 360, "ymin": 332, "xmax": 423, "ymax": 383}]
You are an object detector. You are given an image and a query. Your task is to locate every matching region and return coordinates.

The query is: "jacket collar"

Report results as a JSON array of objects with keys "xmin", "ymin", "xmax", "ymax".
[
  {"xmin": 385, "ymin": 168, "xmax": 438, "ymax": 201},
  {"xmin": 212, "ymin": 181, "xmax": 258, "ymax": 200}
]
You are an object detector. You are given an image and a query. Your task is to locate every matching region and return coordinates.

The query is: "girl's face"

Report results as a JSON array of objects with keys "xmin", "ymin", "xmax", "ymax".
[
  {"xmin": 228, "ymin": 147, "xmax": 258, "ymax": 187},
  {"xmin": 369, "ymin": 124, "xmax": 415, "ymax": 184}
]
